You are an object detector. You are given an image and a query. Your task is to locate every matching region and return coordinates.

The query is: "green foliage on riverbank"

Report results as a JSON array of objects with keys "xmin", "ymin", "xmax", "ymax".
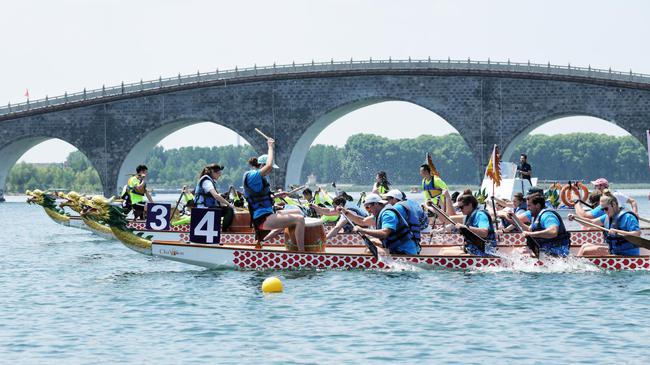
[{"xmin": 5, "ymin": 133, "xmax": 649, "ymax": 193}]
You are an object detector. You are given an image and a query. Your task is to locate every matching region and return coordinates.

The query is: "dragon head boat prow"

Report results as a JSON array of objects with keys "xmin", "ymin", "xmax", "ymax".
[
  {"xmin": 26, "ymin": 189, "xmax": 70, "ymax": 224},
  {"xmin": 58, "ymin": 191, "xmax": 85, "ymax": 213},
  {"xmin": 82, "ymin": 195, "xmax": 153, "ymax": 255}
]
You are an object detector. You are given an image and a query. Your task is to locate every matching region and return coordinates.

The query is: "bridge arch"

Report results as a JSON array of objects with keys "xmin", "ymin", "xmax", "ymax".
[
  {"xmin": 0, "ymin": 137, "xmax": 101, "ymax": 196},
  {"xmin": 501, "ymin": 112, "xmax": 635, "ymax": 162},
  {"xmin": 116, "ymin": 118, "xmax": 258, "ymax": 193},
  {"xmin": 286, "ymin": 98, "xmax": 478, "ymax": 187}
]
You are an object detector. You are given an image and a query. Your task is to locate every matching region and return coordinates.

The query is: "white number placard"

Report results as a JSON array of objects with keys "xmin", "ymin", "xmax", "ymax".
[
  {"xmin": 189, "ymin": 208, "xmax": 222, "ymax": 244},
  {"xmin": 146, "ymin": 203, "xmax": 171, "ymax": 231}
]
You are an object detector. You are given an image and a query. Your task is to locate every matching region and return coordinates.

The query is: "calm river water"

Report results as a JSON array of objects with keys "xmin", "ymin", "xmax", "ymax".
[{"xmin": 1, "ymin": 191, "xmax": 650, "ymax": 364}]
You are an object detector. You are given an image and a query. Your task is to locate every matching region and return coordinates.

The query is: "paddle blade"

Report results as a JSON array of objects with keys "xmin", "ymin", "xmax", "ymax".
[
  {"xmin": 525, "ymin": 236, "xmax": 541, "ymax": 258},
  {"xmin": 624, "ymin": 234, "xmax": 650, "ymax": 251},
  {"xmin": 362, "ymin": 235, "xmax": 379, "ymax": 259},
  {"xmin": 459, "ymin": 227, "xmax": 486, "ymax": 251}
]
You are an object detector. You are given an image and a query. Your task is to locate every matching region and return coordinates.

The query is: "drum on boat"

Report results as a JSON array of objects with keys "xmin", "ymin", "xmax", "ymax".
[
  {"xmin": 284, "ymin": 217, "xmax": 327, "ymax": 252},
  {"xmin": 228, "ymin": 209, "xmax": 253, "ymax": 232}
]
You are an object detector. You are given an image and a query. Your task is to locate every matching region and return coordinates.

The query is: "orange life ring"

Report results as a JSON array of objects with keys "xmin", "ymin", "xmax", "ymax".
[
  {"xmin": 548, "ymin": 182, "xmax": 563, "ymax": 191},
  {"xmin": 560, "ymin": 183, "xmax": 589, "ymax": 207}
]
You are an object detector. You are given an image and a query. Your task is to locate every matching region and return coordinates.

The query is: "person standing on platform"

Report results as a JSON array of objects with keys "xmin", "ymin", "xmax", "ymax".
[
  {"xmin": 127, "ymin": 164, "xmax": 154, "ymax": 220},
  {"xmin": 371, "ymin": 171, "xmax": 391, "ymax": 195},
  {"xmin": 517, "ymin": 154, "xmax": 532, "ymax": 184},
  {"xmin": 419, "ymin": 164, "xmax": 448, "ymax": 206}
]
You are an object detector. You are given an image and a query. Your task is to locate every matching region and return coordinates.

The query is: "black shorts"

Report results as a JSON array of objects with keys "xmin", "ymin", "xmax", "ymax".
[
  {"xmin": 252, "ymin": 212, "xmax": 273, "ymax": 229},
  {"xmin": 252, "ymin": 212, "xmax": 273, "ymax": 242},
  {"xmin": 133, "ymin": 203, "xmax": 145, "ymax": 219}
]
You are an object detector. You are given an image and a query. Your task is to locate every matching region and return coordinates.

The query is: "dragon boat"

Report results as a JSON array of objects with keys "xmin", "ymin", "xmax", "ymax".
[
  {"xmin": 26, "ymin": 189, "xmax": 115, "ymax": 240},
  {"xmin": 83, "ymin": 199, "xmax": 650, "ymax": 271}
]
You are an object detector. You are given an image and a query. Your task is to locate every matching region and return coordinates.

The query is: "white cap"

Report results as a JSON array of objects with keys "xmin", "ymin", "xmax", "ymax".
[
  {"xmin": 383, "ymin": 189, "xmax": 403, "ymax": 201},
  {"xmin": 364, "ymin": 193, "xmax": 387, "ymax": 205},
  {"xmin": 257, "ymin": 154, "xmax": 279, "ymax": 168}
]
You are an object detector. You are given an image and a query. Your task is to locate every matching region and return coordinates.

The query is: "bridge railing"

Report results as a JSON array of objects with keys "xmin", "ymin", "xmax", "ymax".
[{"xmin": 3, "ymin": 58, "xmax": 650, "ymax": 117}]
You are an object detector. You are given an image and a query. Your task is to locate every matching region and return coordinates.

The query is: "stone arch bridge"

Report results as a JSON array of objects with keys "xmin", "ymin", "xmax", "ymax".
[{"xmin": 1, "ymin": 59, "xmax": 650, "ymax": 197}]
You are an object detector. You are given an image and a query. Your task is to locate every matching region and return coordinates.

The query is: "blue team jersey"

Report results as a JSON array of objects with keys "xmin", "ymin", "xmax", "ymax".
[
  {"xmin": 378, "ymin": 208, "xmax": 418, "ymax": 255},
  {"xmin": 532, "ymin": 211, "xmax": 560, "ymax": 230},
  {"xmin": 468, "ymin": 210, "xmax": 490, "ymax": 229},
  {"xmin": 590, "ymin": 206, "xmax": 605, "ymax": 218},
  {"xmin": 244, "ymin": 170, "xmax": 274, "ymax": 219},
  {"xmin": 599, "ymin": 212, "xmax": 640, "ymax": 232}
]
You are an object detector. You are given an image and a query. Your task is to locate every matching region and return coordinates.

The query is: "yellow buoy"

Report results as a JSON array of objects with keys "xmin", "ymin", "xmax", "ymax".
[{"xmin": 262, "ymin": 276, "xmax": 283, "ymax": 293}]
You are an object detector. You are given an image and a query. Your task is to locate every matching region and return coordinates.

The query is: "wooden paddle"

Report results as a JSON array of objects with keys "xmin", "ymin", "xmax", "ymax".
[
  {"xmin": 169, "ymin": 186, "xmax": 186, "ymax": 220},
  {"xmin": 508, "ymin": 212, "xmax": 541, "ymax": 258},
  {"xmin": 339, "ymin": 211, "xmax": 379, "ymax": 259},
  {"xmin": 286, "ymin": 184, "xmax": 307, "ymax": 195},
  {"xmin": 255, "ymin": 128, "xmax": 272, "ymax": 140},
  {"xmin": 572, "ymin": 215, "xmax": 650, "ymax": 250},
  {"xmin": 429, "ymin": 203, "xmax": 486, "ymax": 252}
]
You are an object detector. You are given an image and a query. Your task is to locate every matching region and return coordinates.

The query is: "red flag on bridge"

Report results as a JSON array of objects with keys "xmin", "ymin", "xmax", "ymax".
[{"xmin": 24, "ymin": 89, "xmax": 29, "ymax": 98}]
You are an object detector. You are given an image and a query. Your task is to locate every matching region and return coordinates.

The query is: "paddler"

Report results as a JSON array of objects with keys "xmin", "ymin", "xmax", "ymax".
[
  {"xmin": 583, "ymin": 178, "xmax": 638, "ymax": 215},
  {"xmin": 438, "ymin": 194, "xmax": 497, "ymax": 256},
  {"xmin": 243, "ymin": 138, "xmax": 306, "ymax": 250},
  {"xmin": 382, "ymin": 189, "xmax": 427, "ymax": 245},
  {"xmin": 193, "ymin": 163, "xmax": 236, "ymax": 230},
  {"xmin": 510, "ymin": 194, "xmax": 571, "ymax": 257},
  {"xmin": 311, "ymin": 196, "xmax": 368, "ymax": 239},
  {"xmin": 419, "ymin": 164, "xmax": 448, "ymax": 206},
  {"xmin": 496, "ymin": 192, "xmax": 531, "ymax": 233},
  {"xmin": 342, "ymin": 193, "xmax": 419, "ymax": 255},
  {"xmin": 371, "ymin": 171, "xmax": 391, "ymax": 195},
  {"xmin": 127, "ymin": 164, "xmax": 154, "ymax": 220},
  {"xmin": 569, "ymin": 191, "xmax": 641, "ymax": 256}
]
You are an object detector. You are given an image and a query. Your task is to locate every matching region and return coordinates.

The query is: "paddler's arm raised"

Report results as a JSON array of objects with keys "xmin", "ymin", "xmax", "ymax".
[{"xmin": 260, "ymin": 138, "xmax": 275, "ymax": 176}]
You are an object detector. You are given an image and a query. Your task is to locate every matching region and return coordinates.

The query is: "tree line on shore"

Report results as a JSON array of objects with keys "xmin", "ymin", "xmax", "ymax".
[{"xmin": 6, "ymin": 133, "xmax": 649, "ymax": 194}]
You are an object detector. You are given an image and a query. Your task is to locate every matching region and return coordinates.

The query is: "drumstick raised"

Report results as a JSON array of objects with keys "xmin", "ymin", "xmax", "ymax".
[{"xmin": 255, "ymin": 128, "xmax": 271, "ymax": 140}]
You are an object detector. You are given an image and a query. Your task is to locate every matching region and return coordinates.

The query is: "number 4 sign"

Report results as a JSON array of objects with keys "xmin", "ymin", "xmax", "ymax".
[{"xmin": 190, "ymin": 208, "xmax": 222, "ymax": 244}]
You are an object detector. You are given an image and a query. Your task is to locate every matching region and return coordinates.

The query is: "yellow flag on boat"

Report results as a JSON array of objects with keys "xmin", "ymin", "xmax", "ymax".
[
  {"xmin": 425, "ymin": 152, "xmax": 440, "ymax": 177},
  {"xmin": 485, "ymin": 144, "xmax": 501, "ymax": 187}
]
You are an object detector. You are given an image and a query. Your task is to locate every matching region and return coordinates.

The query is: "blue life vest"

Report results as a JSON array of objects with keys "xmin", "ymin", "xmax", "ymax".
[
  {"xmin": 421, "ymin": 178, "xmax": 442, "ymax": 199},
  {"xmin": 531, "ymin": 209, "xmax": 571, "ymax": 257},
  {"xmin": 193, "ymin": 175, "xmax": 218, "ymax": 208},
  {"xmin": 463, "ymin": 208, "xmax": 496, "ymax": 256},
  {"xmin": 604, "ymin": 210, "xmax": 640, "ymax": 256},
  {"xmin": 376, "ymin": 205, "xmax": 419, "ymax": 255},
  {"xmin": 396, "ymin": 200, "xmax": 426, "ymax": 244},
  {"xmin": 243, "ymin": 171, "xmax": 274, "ymax": 216}
]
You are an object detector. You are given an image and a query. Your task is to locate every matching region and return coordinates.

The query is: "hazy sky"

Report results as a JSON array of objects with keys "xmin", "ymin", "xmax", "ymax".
[{"xmin": 4, "ymin": 0, "xmax": 647, "ymax": 162}]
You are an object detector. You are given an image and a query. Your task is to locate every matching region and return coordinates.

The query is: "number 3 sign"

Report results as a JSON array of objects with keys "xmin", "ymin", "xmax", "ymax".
[
  {"xmin": 146, "ymin": 203, "xmax": 171, "ymax": 231},
  {"xmin": 190, "ymin": 208, "xmax": 222, "ymax": 244}
]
